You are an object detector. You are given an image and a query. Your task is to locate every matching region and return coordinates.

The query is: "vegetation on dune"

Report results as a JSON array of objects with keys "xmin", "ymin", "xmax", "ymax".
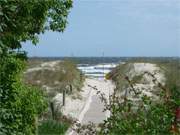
[
  {"xmin": 0, "ymin": 0, "xmax": 72, "ymax": 134},
  {"xmin": 24, "ymin": 60, "xmax": 84, "ymax": 96},
  {"xmin": 103, "ymin": 61, "xmax": 180, "ymax": 134},
  {"xmin": 106, "ymin": 61, "xmax": 180, "ymax": 134},
  {"xmin": 162, "ymin": 61, "xmax": 180, "ymax": 111},
  {"xmin": 106, "ymin": 63, "xmax": 132, "ymax": 91},
  {"xmin": 74, "ymin": 60, "xmax": 180, "ymax": 134}
]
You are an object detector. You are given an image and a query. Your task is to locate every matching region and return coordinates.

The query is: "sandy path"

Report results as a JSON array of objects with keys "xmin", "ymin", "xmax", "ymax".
[
  {"xmin": 67, "ymin": 78, "xmax": 114, "ymax": 135},
  {"xmin": 81, "ymin": 95, "xmax": 106, "ymax": 124},
  {"xmin": 80, "ymin": 79, "xmax": 114, "ymax": 124}
]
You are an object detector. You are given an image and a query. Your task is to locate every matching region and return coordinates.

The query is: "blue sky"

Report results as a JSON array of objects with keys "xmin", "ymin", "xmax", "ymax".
[{"xmin": 23, "ymin": 0, "xmax": 180, "ymax": 57}]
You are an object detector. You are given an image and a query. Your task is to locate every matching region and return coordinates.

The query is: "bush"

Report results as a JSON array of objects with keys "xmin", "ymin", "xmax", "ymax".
[
  {"xmin": 38, "ymin": 120, "xmax": 70, "ymax": 135},
  {"xmin": 0, "ymin": 53, "xmax": 47, "ymax": 135},
  {"xmin": 73, "ymin": 71, "xmax": 180, "ymax": 134},
  {"xmin": 102, "ymin": 71, "xmax": 180, "ymax": 134}
]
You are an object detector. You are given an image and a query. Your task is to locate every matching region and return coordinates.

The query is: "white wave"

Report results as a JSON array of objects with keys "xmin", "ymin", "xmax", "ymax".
[{"xmin": 78, "ymin": 63, "xmax": 118, "ymax": 78}]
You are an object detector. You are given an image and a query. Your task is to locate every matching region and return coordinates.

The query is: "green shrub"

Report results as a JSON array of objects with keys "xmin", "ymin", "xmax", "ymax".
[
  {"xmin": 0, "ymin": 54, "xmax": 47, "ymax": 135},
  {"xmin": 100, "ymin": 97, "xmax": 175, "ymax": 134},
  {"xmin": 74, "ymin": 65, "xmax": 180, "ymax": 134},
  {"xmin": 102, "ymin": 62, "xmax": 180, "ymax": 134},
  {"xmin": 0, "ymin": 0, "xmax": 73, "ymax": 134},
  {"xmin": 38, "ymin": 120, "xmax": 70, "ymax": 135}
]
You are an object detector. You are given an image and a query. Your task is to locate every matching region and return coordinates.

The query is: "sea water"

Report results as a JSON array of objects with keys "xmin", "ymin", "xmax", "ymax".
[{"xmin": 77, "ymin": 63, "xmax": 118, "ymax": 78}]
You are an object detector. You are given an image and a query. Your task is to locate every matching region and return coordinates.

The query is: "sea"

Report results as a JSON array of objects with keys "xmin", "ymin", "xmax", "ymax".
[{"xmin": 77, "ymin": 63, "xmax": 119, "ymax": 78}]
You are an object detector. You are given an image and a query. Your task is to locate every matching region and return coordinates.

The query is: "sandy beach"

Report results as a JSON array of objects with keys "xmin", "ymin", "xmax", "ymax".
[{"xmin": 54, "ymin": 78, "xmax": 115, "ymax": 135}]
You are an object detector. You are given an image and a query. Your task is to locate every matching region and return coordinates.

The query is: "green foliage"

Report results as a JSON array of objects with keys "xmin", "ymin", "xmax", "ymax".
[
  {"xmin": 163, "ymin": 61, "xmax": 180, "ymax": 107},
  {"xmin": 0, "ymin": 53, "xmax": 47, "ymax": 135},
  {"xmin": 101, "ymin": 61, "xmax": 180, "ymax": 134},
  {"xmin": 74, "ymin": 61, "xmax": 180, "ymax": 134},
  {"xmin": 38, "ymin": 120, "xmax": 70, "ymax": 135},
  {"xmin": 57, "ymin": 60, "xmax": 84, "ymax": 92},
  {"xmin": 100, "ymin": 97, "xmax": 175, "ymax": 135},
  {"xmin": 131, "ymin": 74, "xmax": 144, "ymax": 84},
  {"xmin": 107, "ymin": 63, "xmax": 132, "ymax": 91},
  {"xmin": 0, "ymin": 0, "xmax": 72, "ymax": 134},
  {"xmin": 0, "ymin": 0, "xmax": 73, "ymax": 49},
  {"xmin": 58, "ymin": 60, "xmax": 78, "ymax": 83}
]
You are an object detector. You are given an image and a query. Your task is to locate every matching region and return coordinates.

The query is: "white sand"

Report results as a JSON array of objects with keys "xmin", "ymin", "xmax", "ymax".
[
  {"xmin": 124, "ymin": 63, "xmax": 165, "ymax": 99},
  {"xmin": 133, "ymin": 63, "xmax": 165, "ymax": 83},
  {"xmin": 66, "ymin": 78, "xmax": 114, "ymax": 135},
  {"xmin": 53, "ymin": 78, "xmax": 115, "ymax": 121}
]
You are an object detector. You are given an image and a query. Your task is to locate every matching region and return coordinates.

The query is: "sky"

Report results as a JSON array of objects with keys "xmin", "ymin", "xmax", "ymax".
[{"xmin": 23, "ymin": 0, "xmax": 180, "ymax": 57}]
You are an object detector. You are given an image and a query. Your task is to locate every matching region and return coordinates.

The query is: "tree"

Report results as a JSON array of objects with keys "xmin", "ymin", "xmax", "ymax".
[
  {"xmin": 60, "ymin": 60, "xmax": 77, "ymax": 92},
  {"xmin": 0, "ymin": 0, "xmax": 72, "ymax": 134},
  {"xmin": 0, "ymin": 0, "xmax": 72, "ymax": 50}
]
